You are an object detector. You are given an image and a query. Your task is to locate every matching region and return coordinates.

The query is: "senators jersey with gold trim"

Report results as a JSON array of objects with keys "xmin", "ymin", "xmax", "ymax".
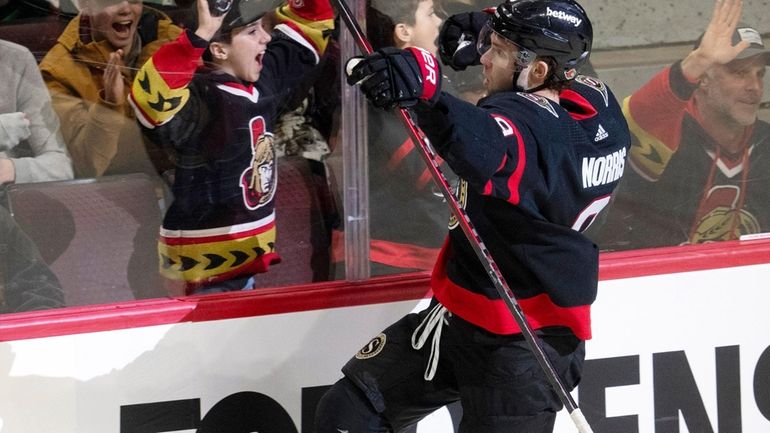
[
  {"xmin": 129, "ymin": 1, "xmax": 333, "ymax": 286},
  {"xmin": 415, "ymin": 75, "xmax": 630, "ymax": 340},
  {"xmin": 596, "ymin": 61, "xmax": 770, "ymax": 250}
]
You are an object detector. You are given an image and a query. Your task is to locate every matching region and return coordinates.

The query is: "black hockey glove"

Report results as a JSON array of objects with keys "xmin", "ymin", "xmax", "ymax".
[
  {"xmin": 346, "ymin": 47, "xmax": 441, "ymax": 110},
  {"xmin": 438, "ymin": 10, "xmax": 492, "ymax": 71}
]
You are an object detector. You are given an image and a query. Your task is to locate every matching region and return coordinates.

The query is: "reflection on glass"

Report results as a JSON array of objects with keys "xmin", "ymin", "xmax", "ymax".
[
  {"xmin": 0, "ymin": 0, "xmax": 767, "ymax": 314},
  {"xmin": 0, "ymin": 0, "xmax": 341, "ymax": 312},
  {"xmin": 357, "ymin": 0, "xmax": 454, "ymax": 277},
  {"xmin": 590, "ymin": 12, "xmax": 770, "ymax": 251},
  {"xmin": 128, "ymin": 0, "xmax": 336, "ymax": 294}
]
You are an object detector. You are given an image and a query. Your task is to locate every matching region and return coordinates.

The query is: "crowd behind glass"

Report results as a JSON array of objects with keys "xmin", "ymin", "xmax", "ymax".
[{"xmin": 0, "ymin": 0, "xmax": 767, "ymax": 313}]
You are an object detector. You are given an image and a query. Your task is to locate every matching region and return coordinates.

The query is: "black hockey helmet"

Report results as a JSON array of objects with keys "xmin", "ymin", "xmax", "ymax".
[{"xmin": 481, "ymin": 0, "xmax": 593, "ymax": 81}]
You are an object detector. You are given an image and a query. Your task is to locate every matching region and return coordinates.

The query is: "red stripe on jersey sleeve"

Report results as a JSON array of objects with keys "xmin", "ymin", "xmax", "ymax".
[
  {"xmin": 483, "ymin": 180, "xmax": 493, "ymax": 195},
  {"xmin": 507, "ymin": 124, "xmax": 526, "ymax": 205},
  {"xmin": 495, "ymin": 153, "xmax": 508, "ymax": 173},
  {"xmin": 626, "ymin": 66, "xmax": 689, "ymax": 153},
  {"xmin": 150, "ymin": 31, "xmax": 206, "ymax": 89},
  {"xmin": 489, "ymin": 114, "xmax": 525, "ymax": 205},
  {"xmin": 487, "ymin": 114, "xmax": 526, "ymax": 203},
  {"xmin": 484, "ymin": 145, "xmax": 506, "ymax": 195}
]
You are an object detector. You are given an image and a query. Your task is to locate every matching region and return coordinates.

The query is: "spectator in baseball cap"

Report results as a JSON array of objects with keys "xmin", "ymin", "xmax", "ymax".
[
  {"xmin": 593, "ymin": 0, "xmax": 770, "ymax": 250},
  {"xmin": 695, "ymin": 21, "xmax": 770, "ymax": 63}
]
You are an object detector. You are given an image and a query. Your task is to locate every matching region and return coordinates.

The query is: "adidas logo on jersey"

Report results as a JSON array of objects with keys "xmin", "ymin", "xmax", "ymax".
[{"xmin": 595, "ymin": 124, "xmax": 609, "ymax": 142}]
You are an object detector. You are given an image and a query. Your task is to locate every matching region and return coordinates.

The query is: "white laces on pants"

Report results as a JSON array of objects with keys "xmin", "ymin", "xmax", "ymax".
[{"xmin": 411, "ymin": 303, "xmax": 450, "ymax": 381}]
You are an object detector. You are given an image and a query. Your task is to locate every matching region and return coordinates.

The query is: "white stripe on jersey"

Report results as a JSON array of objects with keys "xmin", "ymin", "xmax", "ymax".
[
  {"xmin": 160, "ymin": 211, "xmax": 276, "ymax": 239},
  {"xmin": 215, "ymin": 84, "xmax": 261, "ymax": 103},
  {"xmin": 273, "ymin": 23, "xmax": 320, "ymax": 64}
]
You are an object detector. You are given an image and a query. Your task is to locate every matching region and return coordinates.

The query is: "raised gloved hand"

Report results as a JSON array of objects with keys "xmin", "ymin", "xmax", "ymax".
[
  {"xmin": 438, "ymin": 11, "xmax": 492, "ymax": 71},
  {"xmin": 0, "ymin": 112, "xmax": 31, "ymax": 151},
  {"xmin": 346, "ymin": 47, "xmax": 441, "ymax": 110}
]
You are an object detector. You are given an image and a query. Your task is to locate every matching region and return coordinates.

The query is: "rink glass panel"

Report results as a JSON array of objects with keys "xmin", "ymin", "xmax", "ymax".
[{"xmin": 0, "ymin": 0, "xmax": 768, "ymax": 314}]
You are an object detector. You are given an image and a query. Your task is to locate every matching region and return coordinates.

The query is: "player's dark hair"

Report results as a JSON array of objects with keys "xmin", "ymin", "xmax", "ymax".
[{"xmin": 539, "ymin": 56, "xmax": 573, "ymax": 92}]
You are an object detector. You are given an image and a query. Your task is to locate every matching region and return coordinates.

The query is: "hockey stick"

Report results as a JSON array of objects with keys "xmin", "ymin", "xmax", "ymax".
[{"xmin": 330, "ymin": 1, "xmax": 594, "ymax": 432}]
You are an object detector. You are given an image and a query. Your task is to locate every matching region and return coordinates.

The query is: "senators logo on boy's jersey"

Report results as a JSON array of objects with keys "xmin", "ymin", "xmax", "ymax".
[{"xmin": 241, "ymin": 117, "xmax": 276, "ymax": 210}]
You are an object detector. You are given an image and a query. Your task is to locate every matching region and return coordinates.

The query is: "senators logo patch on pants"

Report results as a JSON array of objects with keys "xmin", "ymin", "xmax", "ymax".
[{"xmin": 355, "ymin": 333, "xmax": 387, "ymax": 360}]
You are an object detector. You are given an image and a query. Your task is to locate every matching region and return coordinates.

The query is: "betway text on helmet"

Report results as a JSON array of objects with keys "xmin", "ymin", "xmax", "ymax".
[{"xmin": 546, "ymin": 7, "xmax": 582, "ymax": 27}]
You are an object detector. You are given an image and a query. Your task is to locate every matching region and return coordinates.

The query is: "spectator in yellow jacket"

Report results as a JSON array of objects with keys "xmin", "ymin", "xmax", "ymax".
[{"xmin": 38, "ymin": 0, "xmax": 182, "ymax": 178}]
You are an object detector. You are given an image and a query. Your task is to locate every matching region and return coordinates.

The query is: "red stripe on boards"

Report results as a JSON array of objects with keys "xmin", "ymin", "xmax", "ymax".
[{"xmin": 3, "ymin": 239, "xmax": 770, "ymax": 341}]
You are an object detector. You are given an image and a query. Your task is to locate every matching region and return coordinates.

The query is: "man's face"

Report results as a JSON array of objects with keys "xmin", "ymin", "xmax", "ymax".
[
  {"xmin": 480, "ymin": 32, "xmax": 522, "ymax": 95},
  {"xmin": 700, "ymin": 55, "xmax": 767, "ymax": 127},
  {"xmin": 86, "ymin": 0, "xmax": 143, "ymax": 51},
  {"xmin": 219, "ymin": 20, "xmax": 272, "ymax": 83},
  {"xmin": 406, "ymin": 0, "xmax": 443, "ymax": 55}
]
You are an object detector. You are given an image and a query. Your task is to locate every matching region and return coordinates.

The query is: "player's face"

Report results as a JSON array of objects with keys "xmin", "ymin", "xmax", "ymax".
[
  {"xmin": 405, "ymin": 0, "xmax": 443, "ymax": 55},
  {"xmin": 221, "ymin": 20, "xmax": 272, "ymax": 83},
  {"xmin": 480, "ymin": 32, "xmax": 522, "ymax": 94},
  {"xmin": 700, "ymin": 56, "xmax": 766, "ymax": 127},
  {"xmin": 86, "ymin": 0, "xmax": 143, "ymax": 52}
]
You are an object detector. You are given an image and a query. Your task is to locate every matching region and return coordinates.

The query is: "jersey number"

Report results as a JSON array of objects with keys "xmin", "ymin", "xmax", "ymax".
[{"xmin": 572, "ymin": 195, "xmax": 611, "ymax": 232}]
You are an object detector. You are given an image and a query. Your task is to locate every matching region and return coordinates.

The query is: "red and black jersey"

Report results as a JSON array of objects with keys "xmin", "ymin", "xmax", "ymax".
[
  {"xmin": 365, "ymin": 106, "xmax": 456, "ymax": 274},
  {"xmin": 595, "ymin": 62, "xmax": 770, "ymax": 250},
  {"xmin": 349, "ymin": 79, "xmax": 463, "ymax": 275},
  {"xmin": 129, "ymin": 1, "xmax": 334, "ymax": 285},
  {"xmin": 415, "ymin": 76, "xmax": 630, "ymax": 339}
]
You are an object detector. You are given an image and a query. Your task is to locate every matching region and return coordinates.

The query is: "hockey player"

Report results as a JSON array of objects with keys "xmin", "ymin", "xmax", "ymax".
[
  {"xmin": 314, "ymin": 0, "xmax": 630, "ymax": 432},
  {"xmin": 129, "ymin": 0, "xmax": 334, "ymax": 293}
]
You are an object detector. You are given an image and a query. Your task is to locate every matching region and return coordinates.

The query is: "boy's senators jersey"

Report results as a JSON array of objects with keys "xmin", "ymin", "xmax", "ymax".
[
  {"xmin": 422, "ymin": 76, "xmax": 630, "ymax": 339},
  {"xmin": 128, "ymin": 1, "xmax": 333, "ymax": 284}
]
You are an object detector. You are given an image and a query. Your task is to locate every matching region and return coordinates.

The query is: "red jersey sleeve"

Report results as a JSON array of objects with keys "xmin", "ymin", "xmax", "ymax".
[{"xmin": 624, "ymin": 61, "xmax": 699, "ymax": 181}]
